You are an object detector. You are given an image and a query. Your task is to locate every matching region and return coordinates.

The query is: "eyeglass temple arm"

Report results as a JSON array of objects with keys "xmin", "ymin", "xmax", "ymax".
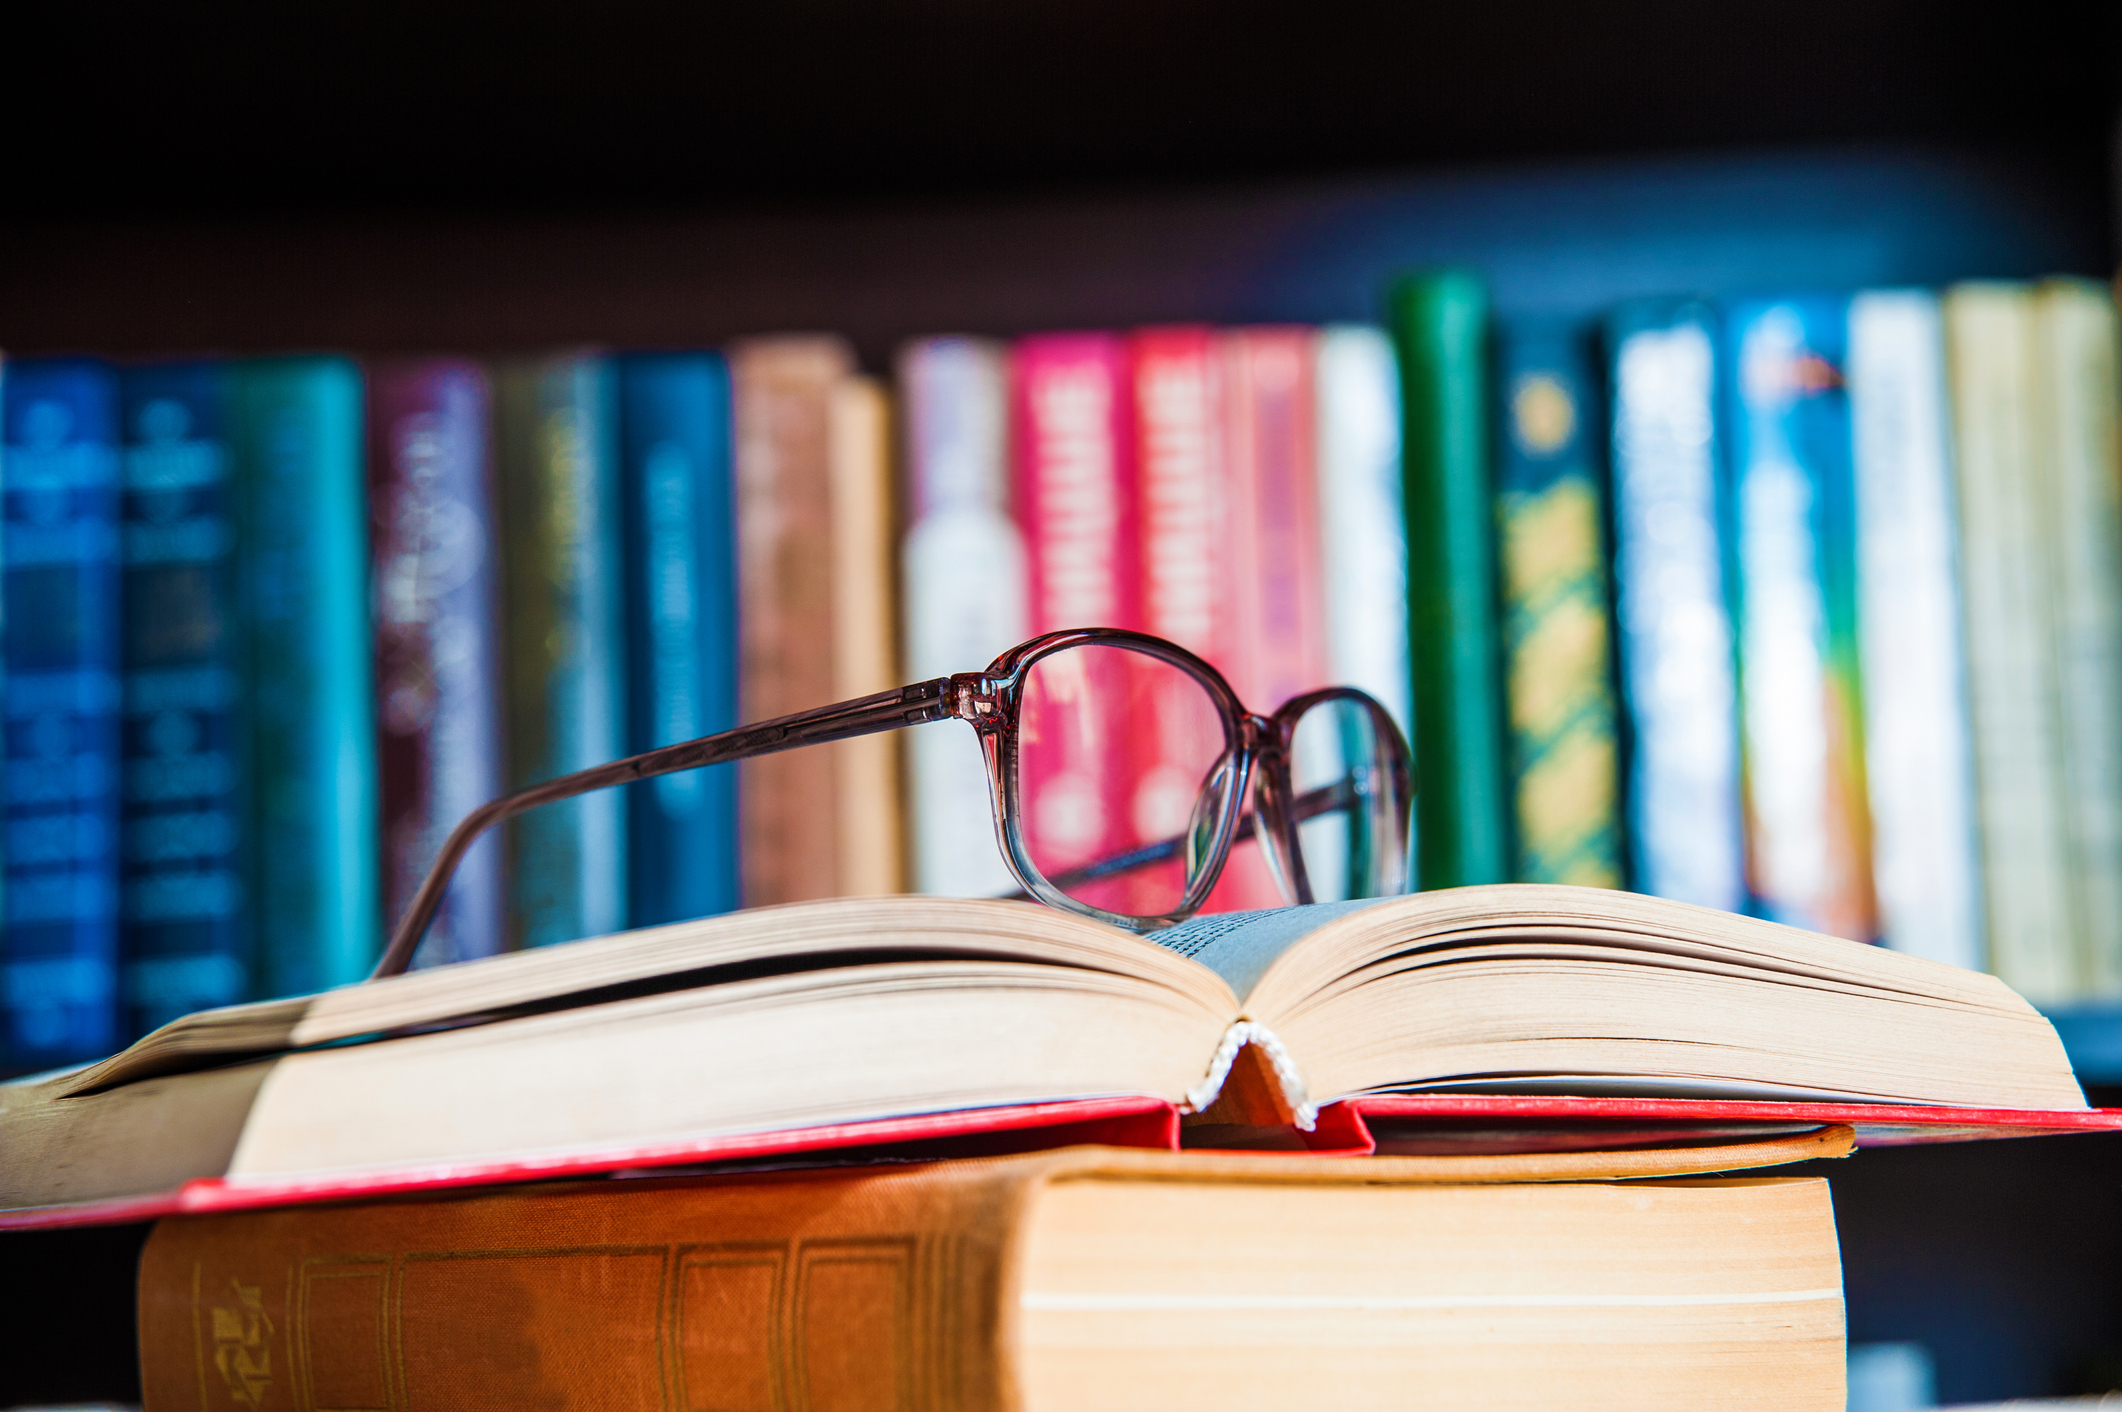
[{"xmin": 369, "ymin": 675, "xmax": 964, "ymax": 981}]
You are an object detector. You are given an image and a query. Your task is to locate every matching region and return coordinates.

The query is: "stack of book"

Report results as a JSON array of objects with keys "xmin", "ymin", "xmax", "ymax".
[{"xmin": 4, "ymin": 885, "xmax": 2118, "ymax": 1407}]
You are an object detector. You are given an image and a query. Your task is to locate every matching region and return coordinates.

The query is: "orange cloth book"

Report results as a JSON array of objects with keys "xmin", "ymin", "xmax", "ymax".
[{"xmin": 139, "ymin": 1142, "xmax": 1851, "ymax": 1412}]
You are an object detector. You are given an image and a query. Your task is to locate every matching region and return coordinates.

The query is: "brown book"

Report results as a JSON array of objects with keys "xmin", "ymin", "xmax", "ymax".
[
  {"xmin": 730, "ymin": 336, "xmax": 855, "ymax": 905},
  {"xmin": 828, "ymin": 374, "xmax": 906, "ymax": 896},
  {"xmin": 139, "ymin": 1146, "xmax": 1845, "ymax": 1412}
]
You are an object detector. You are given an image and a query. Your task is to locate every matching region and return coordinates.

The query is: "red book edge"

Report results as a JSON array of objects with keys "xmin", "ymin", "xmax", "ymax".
[{"xmin": 12, "ymin": 1092, "xmax": 2122, "ymax": 1230}]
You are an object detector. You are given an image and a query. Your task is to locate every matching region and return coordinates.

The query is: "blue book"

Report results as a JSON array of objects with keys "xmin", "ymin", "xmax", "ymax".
[
  {"xmin": 118, "ymin": 363, "xmax": 249, "ymax": 1036},
  {"xmin": 2, "ymin": 359, "xmax": 124, "ymax": 1069},
  {"xmin": 1723, "ymin": 298, "xmax": 1876, "ymax": 942},
  {"xmin": 496, "ymin": 354, "xmax": 627, "ymax": 948},
  {"xmin": 233, "ymin": 358, "xmax": 379, "ymax": 997},
  {"xmin": 1603, "ymin": 301, "xmax": 1745, "ymax": 911},
  {"xmin": 618, "ymin": 353, "xmax": 739, "ymax": 927}
]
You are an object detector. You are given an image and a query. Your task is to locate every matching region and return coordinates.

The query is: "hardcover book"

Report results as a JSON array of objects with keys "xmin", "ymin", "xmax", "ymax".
[
  {"xmin": 617, "ymin": 352, "xmax": 740, "ymax": 927},
  {"xmin": 1492, "ymin": 319, "xmax": 1622, "ymax": 888},
  {"xmin": 1847, "ymin": 292, "xmax": 1984, "ymax": 972},
  {"xmin": 136, "ymin": 1147, "xmax": 1847, "ymax": 1412},
  {"xmin": 368, "ymin": 359, "xmax": 504, "ymax": 968},
  {"xmin": 828, "ymin": 375, "xmax": 905, "ymax": 896},
  {"xmin": 495, "ymin": 352, "xmax": 627, "ymax": 949},
  {"xmin": 233, "ymin": 358, "xmax": 378, "ymax": 998},
  {"xmin": 1724, "ymin": 298, "xmax": 1877, "ymax": 943},
  {"xmin": 729, "ymin": 337, "xmax": 853, "ymax": 906},
  {"xmin": 118, "ymin": 362, "xmax": 249, "ymax": 1037},
  {"xmin": 1604, "ymin": 300, "xmax": 1745, "ymax": 911},
  {"xmin": 3, "ymin": 359, "xmax": 124, "ymax": 1069},
  {"xmin": 1313, "ymin": 324, "xmax": 1411, "ymax": 738},
  {"xmin": 898, "ymin": 337, "xmax": 1026, "ymax": 898},
  {"xmin": 2, "ymin": 884, "xmax": 2100, "ymax": 1223},
  {"xmin": 1391, "ymin": 273, "xmax": 1508, "ymax": 889}
]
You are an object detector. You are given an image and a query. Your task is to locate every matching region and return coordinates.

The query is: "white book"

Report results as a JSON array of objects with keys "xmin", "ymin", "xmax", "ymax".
[
  {"xmin": 897, "ymin": 338, "xmax": 1028, "ymax": 898},
  {"xmin": 1848, "ymin": 291, "xmax": 1984, "ymax": 972},
  {"xmin": 1313, "ymin": 325, "xmax": 1411, "ymax": 739},
  {"xmin": 2034, "ymin": 279, "xmax": 2122, "ymax": 998},
  {"xmin": 1943, "ymin": 284, "xmax": 2076, "ymax": 1003}
]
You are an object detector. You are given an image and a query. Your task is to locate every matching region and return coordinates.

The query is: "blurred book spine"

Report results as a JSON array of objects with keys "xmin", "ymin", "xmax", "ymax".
[
  {"xmin": 1392, "ymin": 272, "xmax": 1508, "ymax": 889},
  {"xmin": 1492, "ymin": 319, "xmax": 1622, "ymax": 888},
  {"xmin": 1011, "ymin": 332, "xmax": 1139, "ymax": 895},
  {"xmin": 1848, "ymin": 291, "xmax": 1984, "ymax": 971},
  {"xmin": 828, "ymin": 375, "xmax": 904, "ymax": 895},
  {"xmin": 1604, "ymin": 300, "xmax": 1744, "ymax": 910},
  {"xmin": 496, "ymin": 353, "xmax": 627, "ymax": 948},
  {"xmin": 618, "ymin": 352, "xmax": 741, "ymax": 927},
  {"xmin": 369, "ymin": 359, "xmax": 504, "ymax": 967},
  {"xmin": 1313, "ymin": 325, "xmax": 1411, "ymax": 741},
  {"xmin": 233, "ymin": 357, "xmax": 378, "ymax": 995},
  {"xmin": 899, "ymin": 337, "xmax": 1025, "ymax": 898},
  {"xmin": 3, "ymin": 358, "xmax": 123, "ymax": 1067},
  {"xmin": 118, "ymin": 362, "xmax": 248, "ymax": 1036},
  {"xmin": 730, "ymin": 337, "xmax": 851, "ymax": 906},
  {"xmin": 2032, "ymin": 278, "xmax": 2122, "ymax": 998},
  {"xmin": 1726, "ymin": 298, "xmax": 1876, "ymax": 941},
  {"xmin": 1945, "ymin": 285, "xmax": 2076, "ymax": 1001}
]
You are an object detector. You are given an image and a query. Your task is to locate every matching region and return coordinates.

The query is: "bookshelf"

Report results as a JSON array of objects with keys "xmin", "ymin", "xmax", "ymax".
[{"xmin": 3, "ymin": 3, "xmax": 2120, "ymax": 1406}]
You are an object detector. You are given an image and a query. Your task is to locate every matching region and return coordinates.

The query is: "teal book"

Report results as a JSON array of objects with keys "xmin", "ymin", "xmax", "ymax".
[
  {"xmin": 496, "ymin": 354, "xmax": 627, "ymax": 949},
  {"xmin": 1492, "ymin": 320, "xmax": 1623, "ymax": 888},
  {"xmin": 232, "ymin": 358, "xmax": 378, "ymax": 997},
  {"xmin": 119, "ymin": 363, "xmax": 249, "ymax": 1035},
  {"xmin": 1390, "ymin": 272, "xmax": 1508, "ymax": 889}
]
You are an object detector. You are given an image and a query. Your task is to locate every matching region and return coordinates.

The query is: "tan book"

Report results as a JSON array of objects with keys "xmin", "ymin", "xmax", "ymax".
[
  {"xmin": 0, "ymin": 885, "xmax": 2088, "ymax": 1219},
  {"xmin": 730, "ymin": 336, "xmax": 855, "ymax": 906},
  {"xmin": 829, "ymin": 374, "xmax": 906, "ymax": 896},
  {"xmin": 139, "ymin": 1146, "xmax": 1847, "ymax": 1412}
]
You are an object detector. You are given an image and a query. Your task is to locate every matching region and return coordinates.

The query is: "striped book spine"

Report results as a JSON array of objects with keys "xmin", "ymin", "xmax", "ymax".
[
  {"xmin": 233, "ymin": 357, "xmax": 378, "ymax": 996},
  {"xmin": 1493, "ymin": 319, "xmax": 1622, "ymax": 889},
  {"xmin": 118, "ymin": 362, "xmax": 248, "ymax": 1035},
  {"xmin": 1604, "ymin": 301, "xmax": 1743, "ymax": 911},
  {"xmin": 1847, "ymin": 292, "xmax": 1983, "ymax": 971},
  {"xmin": 3, "ymin": 359, "xmax": 123, "ymax": 1068},
  {"xmin": 1725, "ymin": 298, "xmax": 1876, "ymax": 942},
  {"xmin": 899, "ymin": 338, "xmax": 1026, "ymax": 899},
  {"xmin": 495, "ymin": 353, "xmax": 627, "ymax": 949},
  {"xmin": 369, "ymin": 359, "xmax": 504, "ymax": 967}
]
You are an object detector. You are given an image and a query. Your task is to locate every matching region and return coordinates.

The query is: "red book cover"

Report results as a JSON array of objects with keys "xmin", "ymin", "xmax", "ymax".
[
  {"xmin": 1009, "ymin": 334, "xmax": 1143, "ymax": 905},
  {"xmin": 367, "ymin": 360, "xmax": 505, "ymax": 966}
]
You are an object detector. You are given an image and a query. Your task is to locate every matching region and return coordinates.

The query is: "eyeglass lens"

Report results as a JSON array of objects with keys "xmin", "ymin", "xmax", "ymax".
[{"xmin": 1286, "ymin": 696, "xmax": 1406, "ymax": 902}]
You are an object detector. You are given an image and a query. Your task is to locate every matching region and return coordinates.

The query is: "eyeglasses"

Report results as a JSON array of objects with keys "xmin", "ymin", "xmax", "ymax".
[{"xmin": 371, "ymin": 627, "xmax": 1416, "ymax": 979}]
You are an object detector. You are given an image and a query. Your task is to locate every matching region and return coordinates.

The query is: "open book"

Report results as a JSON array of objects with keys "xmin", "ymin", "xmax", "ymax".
[{"xmin": 1, "ymin": 884, "xmax": 2105, "ymax": 1223}]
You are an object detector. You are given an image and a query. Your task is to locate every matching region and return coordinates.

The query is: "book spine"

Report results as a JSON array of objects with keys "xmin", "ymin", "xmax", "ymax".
[
  {"xmin": 1944, "ymin": 284, "xmax": 2077, "ymax": 1002},
  {"xmin": 117, "ymin": 362, "xmax": 249, "ymax": 1038},
  {"xmin": 1492, "ymin": 319, "xmax": 1623, "ymax": 888},
  {"xmin": 829, "ymin": 376, "xmax": 905, "ymax": 896},
  {"xmin": 1724, "ymin": 298, "xmax": 1876, "ymax": 942},
  {"xmin": 1604, "ymin": 301, "xmax": 1744, "ymax": 910},
  {"xmin": 1390, "ymin": 273, "xmax": 1508, "ymax": 889},
  {"xmin": 617, "ymin": 352, "xmax": 740, "ymax": 927},
  {"xmin": 897, "ymin": 338, "xmax": 1026, "ymax": 898},
  {"xmin": 1314, "ymin": 324, "xmax": 1411, "ymax": 739},
  {"xmin": 1010, "ymin": 333, "xmax": 1140, "ymax": 889},
  {"xmin": 495, "ymin": 353, "xmax": 627, "ymax": 948},
  {"xmin": 1847, "ymin": 291, "xmax": 1984, "ymax": 971},
  {"xmin": 368, "ymin": 359, "xmax": 504, "ymax": 967},
  {"xmin": 729, "ymin": 337, "xmax": 854, "ymax": 906},
  {"xmin": 2, "ymin": 359, "xmax": 123, "ymax": 1068},
  {"xmin": 232, "ymin": 357, "xmax": 379, "ymax": 996},
  {"xmin": 1213, "ymin": 326, "xmax": 1329, "ymax": 909},
  {"xmin": 2032, "ymin": 278, "xmax": 2122, "ymax": 998}
]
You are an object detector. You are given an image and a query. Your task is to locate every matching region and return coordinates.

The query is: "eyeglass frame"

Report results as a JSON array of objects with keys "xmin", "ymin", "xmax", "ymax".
[{"xmin": 370, "ymin": 626, "xmax": 1416, "ymax": 980}]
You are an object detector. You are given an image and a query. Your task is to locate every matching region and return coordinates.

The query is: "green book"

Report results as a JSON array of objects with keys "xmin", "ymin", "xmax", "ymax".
[
  {"xmin": 1390, "ymin": 272, "xmax": 1508, "ymax": 889},
  {"xmin": 232, "ymin": 357, "xmax": 379, "ymax": 996}
]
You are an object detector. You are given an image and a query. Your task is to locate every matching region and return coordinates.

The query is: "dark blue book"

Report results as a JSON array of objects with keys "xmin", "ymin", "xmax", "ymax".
[
  {"xmin": 3, "ymin": 359, "xmax": 124, "ymax": 1069},
  {"xmin": 118, "ymin": 363, "xmax": 249, "ymax": 1037},
  {"xmin": 618, "ymin": 353, "xmax": 740, "ymax": 927}
]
